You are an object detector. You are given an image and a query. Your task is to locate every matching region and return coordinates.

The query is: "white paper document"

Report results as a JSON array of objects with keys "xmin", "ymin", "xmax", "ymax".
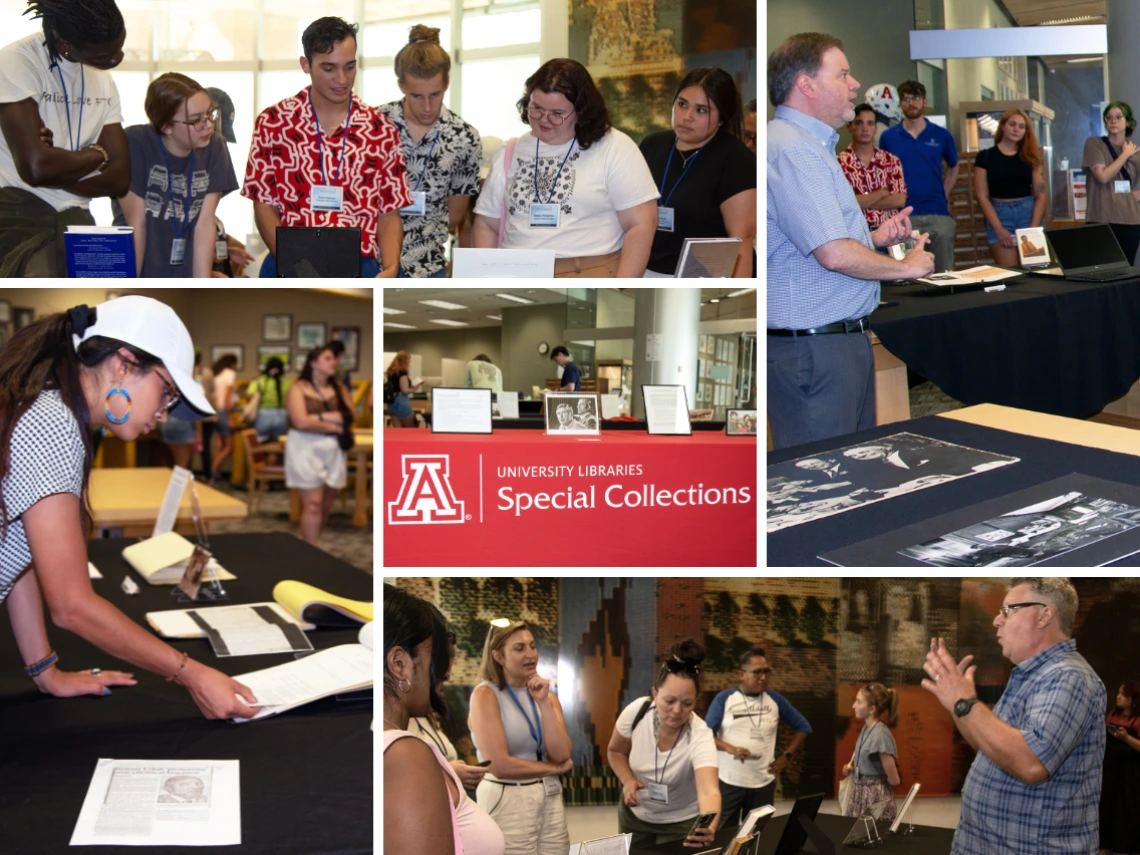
[
  {"xmin": 569, "ymin": 833, "xmax": 631, "ymax": 855},
  {"xmin": 494, "ymin": 391, "xmax": 520, "ymax": 419},
  {"xmin": 152, "ymin": 466, "xmax": 192, "ymax": 538},
  {"xmin": 146, "ymin": 602, "xmax": 314, "ymax": 658},
  {"xmin": 232, "ymin": 643, "xmax": 373, "ymax": 722},
  {"xmin": 452, "ymin": 248, "xmax": 556, "ymax": 278},
  {"xmin": 642, "ymin": 385, "xmax": 692, "ymax": 435},
  {"xmin": 432, "ymin": 387, "xmax": 493, "ymax": 434},
  {"xmin": 70, "ymin": 759, "xmax": 240, "ymax": 847}
]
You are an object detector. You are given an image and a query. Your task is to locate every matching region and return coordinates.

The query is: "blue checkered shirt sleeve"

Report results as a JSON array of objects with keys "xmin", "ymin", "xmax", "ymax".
[
  {"xmin": 769, "ymin": 144, "xmax": 861, "ymax": 257},
  {"xmin": 1020, "ymin": 668, "xmax": 1101, "ymax": 775}
]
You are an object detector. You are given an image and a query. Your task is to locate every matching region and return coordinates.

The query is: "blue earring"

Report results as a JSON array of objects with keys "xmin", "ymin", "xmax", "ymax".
[{"xmin": 104, "ymin": 388, "xmax": 132, "ymax": 424}]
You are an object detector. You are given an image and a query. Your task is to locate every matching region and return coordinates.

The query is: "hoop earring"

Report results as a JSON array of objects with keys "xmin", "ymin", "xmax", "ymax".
[
  {"xmin": 104, "ymin": 388, "xmax": 132, "ymax": 424},
  {"xmin": 397, "ymin": 678, "xmax": 412, "ymax": 694}
]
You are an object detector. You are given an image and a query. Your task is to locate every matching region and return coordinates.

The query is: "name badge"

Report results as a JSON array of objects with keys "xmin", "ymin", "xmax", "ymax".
[
  {"xmin": 215, "ymin": 239, "xmax": 228, "ymax": 262},
  {"xmin": 542, "ymin": 776, "xmax": 562, "ymax": 797},
  {"xmin": 170, "ymin": 238, "xmax": 186, "ymax": 266},
  {"xmin": 400, "ymin": 190, "xmax": 427, "ymax": 215},
  {"xmin": 311, "ymin": 185, "xmax": 344, "ymax": 212},
  {"xmin": 529, "ymin": 203, "xmax": 561, "ymax": 229},
  {"xmin": 647, "ymin": 782, "xmax": 669, "ymax": 804},
  {"xmin": 750, "ymin": 727, "xmax": 765, "ymax": 741},
  {"xmin": 1116, "ymin": 179, "xmax": 1131, "ymax": 194},
  {"xmin": 657, "ymin": 206, "xmax": 675, "ymax": 232}
]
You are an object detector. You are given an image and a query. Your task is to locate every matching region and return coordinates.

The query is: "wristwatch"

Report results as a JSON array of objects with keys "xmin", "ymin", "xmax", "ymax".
[{"xmin": 953, "ymin": 697, "xmax": 980, "ymax": 718}]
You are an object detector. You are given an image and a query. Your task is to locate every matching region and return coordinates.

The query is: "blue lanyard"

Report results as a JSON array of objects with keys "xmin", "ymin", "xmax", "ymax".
[
  {"xmin": 409, "ymin": 130, "xmax": 440, "ymax": 192},
  {"xmin": 159, "ymin": 142, "xmax": 195, "ymax": 240},
  {"xmin": 52, "ymin": 62, "xmax": 86, "ymax": 152},
  {"xmin": 309, "ymin": 90, "xmax": 353, "ymax": 187},
  {"xmin": 1104, "ymin": 137, "xmax": 1132, "ymax": 185},
  {"xmin": 659, "ymin": 141, "xmax": 703, "ymax": 208},
  {"xmin": 505, "ymin": 686, "xmax": 544, "ymax": 760},
  {"xmin": 654, "ymin": 717, "xmax": 687, "ymax": 784},
  {"xmin": 534, "ymin": 137, "xmax": 576, "ymax": 204}
]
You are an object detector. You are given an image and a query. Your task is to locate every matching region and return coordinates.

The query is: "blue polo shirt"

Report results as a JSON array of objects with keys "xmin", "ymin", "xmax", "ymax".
[
  {"xmin": 560, "ymin": 361, "xmax": 581, "ymax": 391},
  {"xmin": 879, "ymin": 120, "xmax": 959, "ymax": 217}
]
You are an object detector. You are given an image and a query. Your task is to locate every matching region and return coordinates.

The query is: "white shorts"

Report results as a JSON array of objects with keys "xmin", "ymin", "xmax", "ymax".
[
  {"xmin": 476, "ymin": 777, "xmax": 569, "ymax": 855},
  {"xmin": 284, "ymin": 429, "xmax": 347, "ymax": 490}
]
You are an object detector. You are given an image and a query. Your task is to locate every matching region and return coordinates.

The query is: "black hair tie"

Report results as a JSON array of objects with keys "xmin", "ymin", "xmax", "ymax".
[{"xmin": 67, "ymin": 305, "xmax": 95, "ymax": 337}]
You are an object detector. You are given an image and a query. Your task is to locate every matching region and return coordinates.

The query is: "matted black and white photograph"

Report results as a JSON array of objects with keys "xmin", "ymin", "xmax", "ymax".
[
  {"xmin": 900, "ymin": 492, "xmax": 1140, "ymax": 567},
  {"xmin": 544, "ymin": 393, "xmax": 600, "ymax": 435},
  {"xmin": 767, "ymin": 432, "xmax": 1019, "ymax": 533}
]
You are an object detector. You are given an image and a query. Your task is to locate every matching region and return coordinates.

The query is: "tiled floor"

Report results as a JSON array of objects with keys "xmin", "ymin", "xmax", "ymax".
[{"xmin": 564, "ymin": 796, "xmax": 963, "ymax": 841}]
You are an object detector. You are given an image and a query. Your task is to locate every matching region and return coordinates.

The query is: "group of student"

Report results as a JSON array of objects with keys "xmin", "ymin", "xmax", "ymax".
[
  {"xmin": 0, "ymin": 0, "xmax": 757, "ymax": 279},
  {"xmin": 383, "ymin": 585, "xmax": 911, "ymax": 855}
]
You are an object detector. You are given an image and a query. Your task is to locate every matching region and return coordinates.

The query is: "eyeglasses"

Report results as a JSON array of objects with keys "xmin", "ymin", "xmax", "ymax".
[
  {"xmin": 743, "ymin": 668, "xmax": 773, "ymax": 677},
  {"xmin": 153, "ymin": 368, "xmax": 181, "ymax": 413},
  {"xmin": 998, "ymin": 602, "xmax": 1046, "ymax": 619},
  {"xmin": 900, "ymin": 95, "xmax": 924, "ymax": 104},
  {"xmin": 742, "ymin": 131, "xmax": 757, "ymax": 145},
  {"xmin": 527, "ymin": 101, "xmax": 575, "ymax": 126},
  {"xmin": 172, "ymin": 107, "xmax": 219, "ymax": 131}
]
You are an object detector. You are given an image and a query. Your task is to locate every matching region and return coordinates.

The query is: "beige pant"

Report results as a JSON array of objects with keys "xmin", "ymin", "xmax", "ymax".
[
  {"xmin": 553, "ymin": 250, "xmax": 621, "ymax": 278},
  {"xmin": 476, "ymin": 778, "xmax": 570, "ymax": 855}
]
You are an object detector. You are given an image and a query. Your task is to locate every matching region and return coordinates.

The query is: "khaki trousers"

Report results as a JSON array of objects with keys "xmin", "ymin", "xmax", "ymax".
[
  {"xmin": 476, "ymin": 778, "xmax": 570, "ymax": 855},
  {"xmin": 553, "ymin": 250, "xmax": 621, "ymax": 278}
]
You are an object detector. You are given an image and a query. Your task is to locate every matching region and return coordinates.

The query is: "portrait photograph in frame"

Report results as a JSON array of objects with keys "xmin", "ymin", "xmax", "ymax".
[
  {"xmin": 262, "ymin": 314, "xmax": 292, "ymax": 343},
  {"xmin": 210, "ymin": 344, "xmax": 244, "ymax": 372},
  {"xmin": 544, "ymin": 393, "xmax": 601, "ymax": 436},
  {"xmin": 296, "ymin": 322, "xmax": 327, "ymax": 351}
]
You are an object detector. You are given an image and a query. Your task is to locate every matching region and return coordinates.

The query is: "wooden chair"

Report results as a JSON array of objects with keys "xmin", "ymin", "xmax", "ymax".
[{"xmin": 239, "ymin": 429, "xmax": 285, "ymax": 513}]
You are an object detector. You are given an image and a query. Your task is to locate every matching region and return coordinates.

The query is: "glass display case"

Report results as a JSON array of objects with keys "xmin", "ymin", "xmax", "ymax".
[{"xmin": 597, "ymin": 359, "xmax": 632, "ymax": 414}]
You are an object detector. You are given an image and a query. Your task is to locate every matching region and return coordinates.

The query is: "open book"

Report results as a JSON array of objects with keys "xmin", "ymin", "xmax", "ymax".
[
  {"xmin": 917, "ymin": 265, "xmax": 1022, "ymax": 287},
  {"xmin": 231, "ymin": 643, "xmax": 373, "ymax": 722},
  {"xmin": 122, "ymin": 532, "xmax": 236, "ymax": 585},
  {"xmin": 272, "ymin": 580, "xmax": 373, "ymax": 627}
]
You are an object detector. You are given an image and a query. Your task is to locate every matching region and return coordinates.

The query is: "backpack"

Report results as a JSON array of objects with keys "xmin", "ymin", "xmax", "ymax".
[{"xmin": 383, "ymin": 374, "xmax": 399, "ymax": 405}]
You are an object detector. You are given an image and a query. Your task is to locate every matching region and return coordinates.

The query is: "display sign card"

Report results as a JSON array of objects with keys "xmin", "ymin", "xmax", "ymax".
[
  {"xmin": 431, "ymin": 387, "xmax": 493, "ymax": 435},
  {"xmin": 544, "ymin": 393, "xmax": 600, "ymax": 436},
  {"xmin": 642, "ymin": 385, "xmax": 692, "ymax": 435},
  {"xmin": 452, "ymin": 248, "xmax": 556, "ymax": 278},
  {"xmin": 493, "ymin": 392, "xmax": 520, "ymax": 420},
  {"xmin": 676, "ymin": 237, "xmax": 741, "ymax": 277},
  {"xmin": 153, "ymin": 466, "xmax": 192, "ymax": 537},
  {"xmin": 820, "ymin": 473, "xmax": 1140, "ymax": 567},
  {"xmin": 569, "ymin": 833, "xmax": 630, "ymax": 855},
  {"xmin": 769, "ymin": 432, "xmax": 1019, "ymax": 533},
  {"xmin": 600, "ymin": 393, "xmax": 623, "ymax": 420},
  {"xmin": 1016, "ymin": 227, "xmax": 1050, "ymax": 268}
]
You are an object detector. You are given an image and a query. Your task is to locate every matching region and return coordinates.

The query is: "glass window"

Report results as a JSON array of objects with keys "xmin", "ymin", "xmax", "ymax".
[
  {"xmin": 361, "ymin": 16, "xmax": 450, "ymax": 58},
  {"xmin": 262, "ymin": 0, "xmax": 357, "ymax": 61},
  {"xmin": 459, "ymin": 54, "xmax": 538, "ymax": 140},
  {"xmin": 257, "ymin": 70, "xmax": 312, "ymax": 112},
  {"xmin": 157, "ymin": 4, "xmax": 256, "ymax": 63},
  {"xmin": 108, "ymin": 70, "xmax": 152, "ymax": 130},
  {"xmin": 0, "ymin": 1, "xmax": 46, "ymax": 42},
  {"xmin": 462, "ymin": 8, "xmax": 540, "ymax": 50},
  {"xmin": 362, "ymin": 66, "xmax": 403, "ymax": 109}
]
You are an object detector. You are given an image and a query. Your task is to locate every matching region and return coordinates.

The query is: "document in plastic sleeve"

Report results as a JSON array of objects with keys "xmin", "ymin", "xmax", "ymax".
[{"xmin": 69, "ymin": 759, "xmax": 240, "ymax": 846}]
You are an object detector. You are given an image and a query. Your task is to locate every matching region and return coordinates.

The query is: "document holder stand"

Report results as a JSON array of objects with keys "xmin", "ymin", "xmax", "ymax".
[
  {"xmin": 798, "ymin": 815, "xmax": 836, "ymax": 855},
  {"xmin": 171, "ymin": 479, "xmax": 228, "ymax": 604}
]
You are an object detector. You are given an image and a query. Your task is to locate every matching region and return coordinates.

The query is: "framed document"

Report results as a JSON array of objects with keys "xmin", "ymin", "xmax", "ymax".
[
  {"xmin": 262, "ymin": 314, "xmax": 292, "ymax": 342},
  {"xmin": 431, "ymin": 387, "xmax": 493, "ymax": 435},
  {"xmin": 545, "ymin": 393, "xmax": 600, "ymax": 436},
  {"xmin": 210, "ymin": 344, "xmax": 244, "ymax": 371},
  {"xmin": 642, "ymin": 385, "xmax": 692, "ymax": 436}
]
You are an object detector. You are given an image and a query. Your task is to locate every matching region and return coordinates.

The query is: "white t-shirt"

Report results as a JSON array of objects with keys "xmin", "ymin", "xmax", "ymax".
[
  {"xmin": 716, "ymin": 690, "xmax": 779, "ymax": 789},
  {"xmin": 0, "ymin": 33, "xmax": 122, "ymax": 211},
  {"xmin": 615, "ymin": 697, "xmax": 718, "ymax": 825},
  {"xmin": 474, "ymin": 129, "xmax": 659, "ymax": 258}
]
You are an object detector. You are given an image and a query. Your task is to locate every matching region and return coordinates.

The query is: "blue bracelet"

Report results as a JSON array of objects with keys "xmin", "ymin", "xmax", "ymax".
[{"xmin": 24, "ymin": 651, "xmax": 58, "ymax": 677}]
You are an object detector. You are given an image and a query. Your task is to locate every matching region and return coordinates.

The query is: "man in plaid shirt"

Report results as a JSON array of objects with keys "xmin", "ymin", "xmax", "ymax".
[{"xmin": 922, "ymin": 578, "xmax": 1105, "ymax": 855}]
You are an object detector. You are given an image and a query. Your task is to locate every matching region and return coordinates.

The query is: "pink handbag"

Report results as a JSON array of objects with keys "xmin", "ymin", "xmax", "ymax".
[{"xmin": 497, "ymin": 137, "xmax": 519, "ymax": 248}]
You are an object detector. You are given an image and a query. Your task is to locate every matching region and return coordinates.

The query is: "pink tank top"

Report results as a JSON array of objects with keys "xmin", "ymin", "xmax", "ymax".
[{"xmin": 384, "ymin": 729, "xmax": 505, "ymax": 855}]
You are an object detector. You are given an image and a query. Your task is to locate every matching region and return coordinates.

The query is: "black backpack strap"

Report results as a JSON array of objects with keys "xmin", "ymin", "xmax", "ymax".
[{"xmin": 630, "ymin": 699, "xmax": 653, "ymax": 733}]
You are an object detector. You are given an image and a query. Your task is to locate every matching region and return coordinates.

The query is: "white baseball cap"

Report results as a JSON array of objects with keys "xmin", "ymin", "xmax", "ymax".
[{"xmin": 71, "ymin": 296, "xmax": 214, "ymax": 420}]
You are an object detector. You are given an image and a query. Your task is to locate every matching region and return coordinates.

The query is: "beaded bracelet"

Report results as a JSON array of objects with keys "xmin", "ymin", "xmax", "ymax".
[
  {"xmin": 166, "ymin": 651, "xmax": 189, "ymax": 683},
  {"xmin": 24, "ymin": 650, "xmax": 58, "ymax": 677}
]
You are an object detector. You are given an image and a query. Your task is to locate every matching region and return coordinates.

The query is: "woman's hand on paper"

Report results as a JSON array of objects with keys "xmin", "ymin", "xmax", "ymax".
[
  {"xmin": 33, "ymin": 666, "xmax": 137, "ymax": 697},
  {"xmin": 183, "ymin": 661, "xmax": 261, "ymax": 720}
]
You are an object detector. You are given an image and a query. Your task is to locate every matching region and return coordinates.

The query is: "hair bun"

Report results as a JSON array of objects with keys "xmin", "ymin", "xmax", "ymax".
[
  {"xmin": 670, "ymin": 639, "xmax": 706, "ymax": 670},
  {"xmin": 408, "ymin": 24, "xmax": 441, "ymax": 45}
]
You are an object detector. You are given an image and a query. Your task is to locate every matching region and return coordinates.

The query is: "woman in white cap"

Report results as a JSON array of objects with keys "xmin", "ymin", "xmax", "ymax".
[{"xmin": 0, "ymin": 296, "xmax": 260, "ymax": 718}]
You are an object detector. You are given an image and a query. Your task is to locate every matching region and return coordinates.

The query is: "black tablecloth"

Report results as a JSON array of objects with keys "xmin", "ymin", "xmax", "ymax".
[
  {"xmin": 871, "ymin": 274, "xmax": 1140, "ymax": 417},
  {"xmin": 0, "ymin": 533, "xmax": 372, "ymax": 855},
  {"xmin": 766, "ymin": 415, "xmax": 1140, "ymax": 567},
  {"xmin": 631, "ymin": 812, "xmax": 953, "ymax": 854}
]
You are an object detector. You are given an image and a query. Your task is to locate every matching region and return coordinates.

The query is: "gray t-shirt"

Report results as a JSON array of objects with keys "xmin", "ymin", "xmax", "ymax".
[
  {"xmin": 1082, "ymin": 136, "xmax": 1140, "ymax": 226},
  {"xmin": 112, "ymin": 126, "xmax": 238, "ymax": 276},
  {"xmin": 854, "ymin": 722, "xmax": 897, "ymax": 778}
]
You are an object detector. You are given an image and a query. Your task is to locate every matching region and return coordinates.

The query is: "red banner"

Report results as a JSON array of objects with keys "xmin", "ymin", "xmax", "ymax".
[{"xmin": 384, "ymin": 430, "xmax": 757, "ymax": 566}]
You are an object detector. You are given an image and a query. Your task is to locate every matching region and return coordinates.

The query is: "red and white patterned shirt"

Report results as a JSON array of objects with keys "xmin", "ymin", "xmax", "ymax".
[
  {"xmin": 241, "ymin": 87, "xmax": 412, "ymax": 259},
  {"xmin": 837, "ymin": 144, "xmax": 906, "ymax": 229}
]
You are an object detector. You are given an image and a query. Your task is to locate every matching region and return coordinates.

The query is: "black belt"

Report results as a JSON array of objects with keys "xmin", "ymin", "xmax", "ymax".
[
  {"xmin": 767, "ymin": 316, "xmax": 871, "ymax": 337},
  {"xmin": 488, "ymin": 779, "xmax": 543, "ymax": 787}
]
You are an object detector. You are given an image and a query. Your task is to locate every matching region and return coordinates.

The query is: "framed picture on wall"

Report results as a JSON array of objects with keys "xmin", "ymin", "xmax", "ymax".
[
  {"xmin": 14, "ymin": 307, "xmax": 34, "ymax": 329},
  {"xmin": 296, "ymin": 322, "xmax": 327, "ymax": 351},
  {"xmin": 210, "ymin": 344, "xmax": 244, "ymax": 372},
  {"xmin": 330, "ymin": 326, "xmax": 360, "ymax": 371},
  {"xmin": 0, "ymin": 300, "xmax": 10, "ymax": 323},
  {"xmin": 257, "ymin": 345, "xmax": 291, "ymax": 371},
  {"xmin": 262, "ymin": 314, "xmax": 292, "ymax": 342},
  {"xmin": 293, "ymin": 352, "xmax": 308, "ymax": 373}
]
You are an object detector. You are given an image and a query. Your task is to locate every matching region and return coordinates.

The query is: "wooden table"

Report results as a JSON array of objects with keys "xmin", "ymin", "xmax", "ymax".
[
  {"xmin": 284, "ymin": 429, "xmax": 373, "ymax": 528},
  {"xmin": 940, "ymin": 402, "xmax": 1140, "ymax": 454},
  {"xmin": 88, "ymin": 467, "xmax": 248, "ymax": 538}
]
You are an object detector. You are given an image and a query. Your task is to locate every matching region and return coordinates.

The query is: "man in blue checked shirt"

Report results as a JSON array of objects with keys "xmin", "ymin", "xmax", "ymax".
[
  {"xmin": 922, "ymin": 578, "xmax": 1106, "ymax": 855},
  {"xmin": 767, "ymin": 33, "xmax": 935, "ymax": 451}
]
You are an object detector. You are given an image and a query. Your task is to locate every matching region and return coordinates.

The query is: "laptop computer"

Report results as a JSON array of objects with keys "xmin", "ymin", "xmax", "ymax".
[
  {"xmin": 1043, "ymin": 223, "xmax": 1140, "ymax": 282},
  {"xmin": 274, "ymin": 227, "xmax": 362, "ymax": 277}
]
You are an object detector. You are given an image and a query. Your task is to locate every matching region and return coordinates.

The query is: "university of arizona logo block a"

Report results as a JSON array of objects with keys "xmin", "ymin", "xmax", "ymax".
[{"xmin": 387, "ymin": 454, "xmax": 465, "ymax": 524}]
